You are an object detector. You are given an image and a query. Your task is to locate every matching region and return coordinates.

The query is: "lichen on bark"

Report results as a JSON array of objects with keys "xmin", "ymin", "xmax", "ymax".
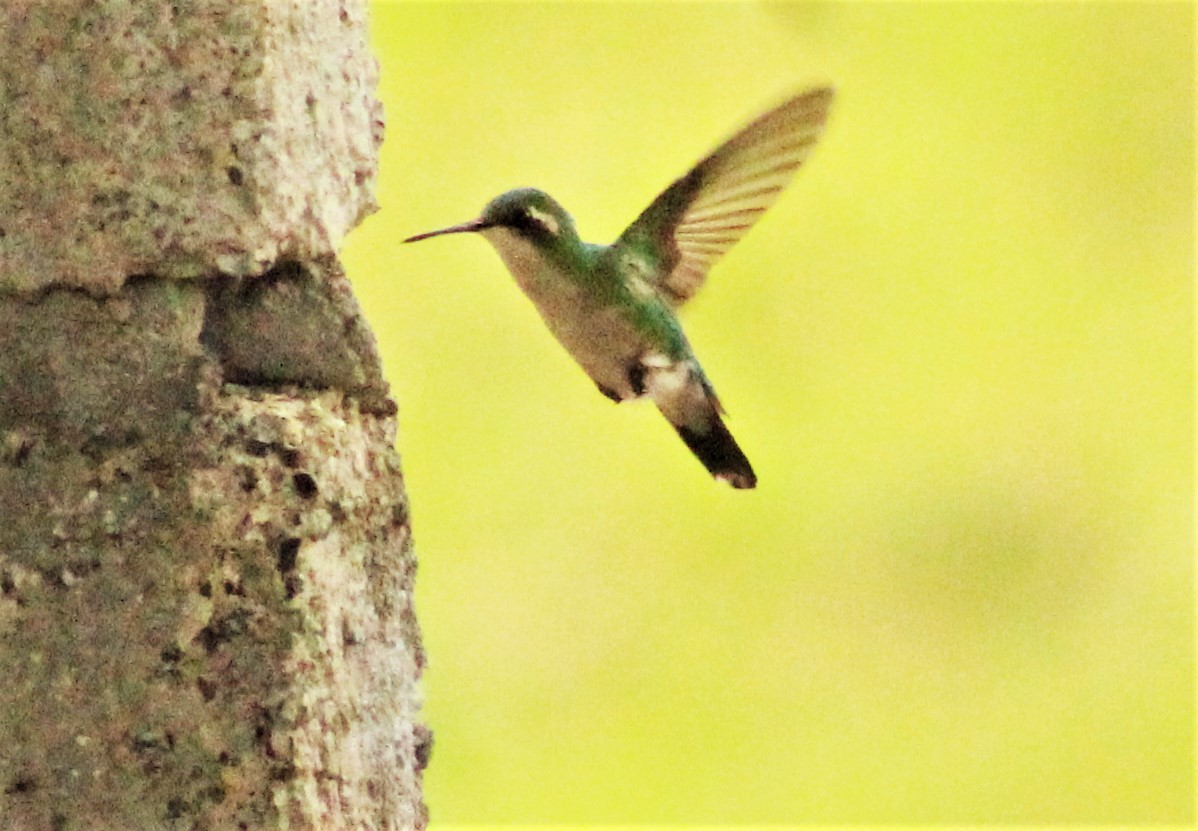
[
  {"xmin": 0, "ymin": 1, "xmax": 427, "ymax": 829},
  {"xmin": 1, "ymin": 267, "xmax": 427, "ymax": 831}
]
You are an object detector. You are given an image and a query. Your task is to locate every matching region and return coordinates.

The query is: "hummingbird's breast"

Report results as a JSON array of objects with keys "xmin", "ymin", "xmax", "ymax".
[{"xmin": 480, "ymin": 227, "xmax": 652, "ymax": 398}]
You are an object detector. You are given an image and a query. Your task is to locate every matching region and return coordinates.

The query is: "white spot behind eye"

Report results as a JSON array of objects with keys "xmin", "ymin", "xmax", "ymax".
[{"xmin": 527, "ymin": 205, "xmax": 560, "ymax": 235}]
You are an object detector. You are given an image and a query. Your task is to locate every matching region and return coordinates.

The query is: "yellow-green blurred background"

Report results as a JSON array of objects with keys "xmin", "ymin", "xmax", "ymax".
[{"xmin": 347, "ymin": 1, "xmax": 1193, "ymax": 824}]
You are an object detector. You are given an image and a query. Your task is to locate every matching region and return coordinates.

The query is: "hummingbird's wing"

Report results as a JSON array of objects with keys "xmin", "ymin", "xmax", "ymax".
[{"xmin": 613, "ymin": 86, "xmax": 833, "ymax": 306}]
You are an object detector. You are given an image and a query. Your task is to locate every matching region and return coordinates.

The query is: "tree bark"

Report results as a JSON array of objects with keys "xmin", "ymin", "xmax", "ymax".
[{"xmin": 0, "ymin": 3, "xmax": 427, "ymax": 829}]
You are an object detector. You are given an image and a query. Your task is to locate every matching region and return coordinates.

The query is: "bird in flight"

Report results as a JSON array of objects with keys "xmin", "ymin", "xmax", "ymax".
[{"xmin": 405, "ymin": 86, "xmax": 834, "ymax": 489}]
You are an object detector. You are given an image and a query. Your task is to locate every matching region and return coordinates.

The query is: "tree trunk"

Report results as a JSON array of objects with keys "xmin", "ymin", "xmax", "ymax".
[{"xmin": 0, "ymin": 3, "xmax": 428, "ymax": 829}]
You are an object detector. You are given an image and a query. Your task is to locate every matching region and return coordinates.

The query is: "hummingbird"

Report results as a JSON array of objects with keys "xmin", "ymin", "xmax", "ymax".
[{"xmin": 404, "ymin": 86, "xmax": 834, "ymax": 489}]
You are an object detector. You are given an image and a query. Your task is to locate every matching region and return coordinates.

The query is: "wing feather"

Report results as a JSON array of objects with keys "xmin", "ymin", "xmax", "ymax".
[{"xmin": 612, "ymin": 86, "xmax": 833, "ymax": 306}]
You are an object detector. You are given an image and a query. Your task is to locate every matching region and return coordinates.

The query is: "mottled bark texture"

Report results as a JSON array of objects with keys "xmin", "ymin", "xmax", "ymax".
[{"xmin": 0, "ymin": 3, "xmax": 427, "ymax": 830}]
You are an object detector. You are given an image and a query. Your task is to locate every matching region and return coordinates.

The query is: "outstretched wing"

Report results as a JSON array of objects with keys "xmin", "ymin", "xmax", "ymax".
[{"xmin": 613, "ymin": 86, "xmax": 834, "ymax": 306}]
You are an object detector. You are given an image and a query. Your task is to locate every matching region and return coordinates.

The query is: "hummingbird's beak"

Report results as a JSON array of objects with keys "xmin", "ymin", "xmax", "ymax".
[{"xmin": 402, "ymin": 218, "xmax": 490, "ymax": 243}]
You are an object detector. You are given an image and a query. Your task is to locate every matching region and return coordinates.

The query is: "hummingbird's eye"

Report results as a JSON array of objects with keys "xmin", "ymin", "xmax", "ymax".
[{"xmin": 512, "ymin": 205, "xmax": 559, "ymax": 238}]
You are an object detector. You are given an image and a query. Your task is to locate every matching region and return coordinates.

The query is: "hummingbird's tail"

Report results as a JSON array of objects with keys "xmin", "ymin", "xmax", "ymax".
[
  {"xmin": 644, "ymin": 353, "xmax": 757, "ymax": 489},
  {"xmin": 669, "ymin": 411, "xmax": 757, "ymax": 489}
]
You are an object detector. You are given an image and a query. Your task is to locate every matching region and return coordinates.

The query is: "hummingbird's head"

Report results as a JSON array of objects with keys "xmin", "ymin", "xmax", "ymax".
[
  {"xmin": 403, "ymin": 188, "xmax": 578, "ymax": 247},
  {"xmin": 477, "ymin": 188, "xmax": 576, "ymax": 243}
]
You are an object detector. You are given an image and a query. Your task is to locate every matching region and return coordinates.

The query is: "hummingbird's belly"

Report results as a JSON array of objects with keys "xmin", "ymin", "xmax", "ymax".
[
  {"xmin": 487, "ymin": 228, "xmax": 648, "ymax": 397},
  {"xmin": 529, "ymin": 283, "xmax": 647, "ymax": 397}
]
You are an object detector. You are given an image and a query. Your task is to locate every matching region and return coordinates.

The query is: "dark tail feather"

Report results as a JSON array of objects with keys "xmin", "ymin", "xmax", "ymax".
[{"xmin": 673, "ymin": 413, "xmax": 757, "ymax": 489}]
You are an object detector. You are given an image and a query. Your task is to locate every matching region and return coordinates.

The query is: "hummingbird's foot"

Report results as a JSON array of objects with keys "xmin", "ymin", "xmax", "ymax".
[
  {"xmin": 627, "ymin": 364, "xmax": 648, "ymax": 397},
  {"xmin": 596, "ymin": 364, "xmax": 648, "ymax": 403},
  {"xmin": 596, "ymin": 383, "xmax": 623, "ymax": 403}
]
